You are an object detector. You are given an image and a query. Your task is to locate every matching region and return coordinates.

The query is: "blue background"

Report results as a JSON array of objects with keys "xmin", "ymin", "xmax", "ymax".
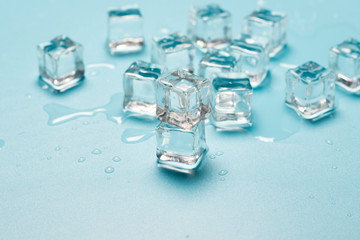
[{"xmin": 0, "ymin": 0, "xmax": 359, "ymax": 239}]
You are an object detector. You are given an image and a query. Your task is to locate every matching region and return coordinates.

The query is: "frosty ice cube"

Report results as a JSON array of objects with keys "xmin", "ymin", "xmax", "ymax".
[
  {"xmin": 242, "ymin": 9, "xmax": 286, "ymax": 58},
  {"xmin": 123, "ymin": 61, "xmax": 163, "ymax": 118},
  {"xmin": 285, "ymin": 61, "xmax": 336, "ymax": 120},
  {"xmin": 37, "ymin": 35, "xmax": 84, "ymax": 92},
  {"xmin": 198, "ymin": 49, "xmax": 237, "ymax": 80},
  {"xmin": 188, "ymin": 4, "xmax": 231, "ymax": 51},
  {"xmin": 156, "ymin": 121, "xmax": 208, "ymax": 172},
  {"xmin": 230, "ymin": 35, "xmax": 269, "ymax": 88},
  {"xmin": 107, "ymin": 5, "xmax": 144, "ymax": 55},
  {"xmin": 329, "ymin": 38, "xmax": 360, "ymax": 94},
  {"xmin": 151, "ymin": 32, "xmax": 195, "ymax": 73},
  {"xmin": 156, "ymin": 70, "xmax": 210, "ymax": 130},
  {"xmin": 211, "ymin": 73, "xmax": 253, "ymax": 130}
]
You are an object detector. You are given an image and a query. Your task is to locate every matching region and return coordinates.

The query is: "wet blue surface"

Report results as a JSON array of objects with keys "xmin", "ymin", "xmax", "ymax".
[{"xmin": 0, "ymin": 0, "xmax": 359, "ymax": 239}]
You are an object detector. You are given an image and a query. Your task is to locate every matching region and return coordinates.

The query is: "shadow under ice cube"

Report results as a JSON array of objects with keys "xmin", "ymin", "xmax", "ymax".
[
  {"xmin": 243, "ymin": 9, "xmax": 287, "ymax": 58},
  {"xmin": 151, "ymin": 32, "xmax": 195, "ymax": 73},
  {"xmin": 329, "ymin": 38, "xmax": 360, "ymax": 94},
  {"xmin": 156, "ymin": 121, "xmax": 208, "ymax": 171},
  {"xmin": 188, "ymin": 4, "xmax": 231, "ymax": 51},
  {"xmin": 37, "ymin": 35, "xmax": 84, "ymax": 92},
  {"xmin": 123, "ymin": 61, "xmax": 163, "ymax": 118},
  {"xmin": 156, "ymin": 70, "xmax": 210, "ymax": 130},
  {"xmin": 211, "ymin": 73, "xmax": 253, "ymax": 130},
  {"xmin": 198, "ymin": 49, "xmax": 237, "ymax": 80},
  {"xmin": 285, "ymin": 61, "xmax": 335, "ymax": 120},
  {"xmin": 107, "ymin": 5, "xmax": 144, "ymax": 55}
]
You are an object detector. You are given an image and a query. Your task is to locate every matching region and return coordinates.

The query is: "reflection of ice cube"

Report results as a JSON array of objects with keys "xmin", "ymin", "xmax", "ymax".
[
  {"xmin": 329, "ymin": 38, "xmax": 360, "ymax": 94},
  {"xmin": 37, "ymin": 35, "xmax": 84, "ymax": 92},
  {"xmin": 107, "ymin": 5, "xmax": 144, "ymax": 55},
  {"xmin": 198, "ymin": 49, "xmax": 237, "ymax": 80},
  {"xmin": 188, "ymin": 4, "xmax": 231, "ymax": 51},
  {"xmin": 156, "ymin": 121, "xmax": 208, "ymax": 171},
  {"xmin": 156, "ymin": 70, "xmax": 210, "ymax": 130},
  {"xmin": 285, "ymin": 61, "xmax": 336, "ymax": 120},
  {"xmin": 123, "ymin": 61, "xmax": 163, "ymax": 118},
  {"xmin": 242, "ymin": 9, "xmax": 286, "ymax": 58},
  {"xmin": 230, "ymin": 35, "xmax": 269, "ymax": 88},
  {"xmin": 151, "ymin": 33, "xmax": 195, "ymax": 73},
  {"xmin": 210, "ymin": 73, "xmax": 253, "ymax": 130}
]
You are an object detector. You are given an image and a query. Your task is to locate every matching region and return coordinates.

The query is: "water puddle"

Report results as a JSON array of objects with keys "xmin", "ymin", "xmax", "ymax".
[{"xmin": 121, "ymin": 128, "xmax": 155, "ymax": 144}]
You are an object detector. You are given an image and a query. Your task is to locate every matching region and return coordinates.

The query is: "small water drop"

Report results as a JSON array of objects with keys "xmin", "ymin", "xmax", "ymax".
[
  {"xmin": 185, "ymin": 235, "xmax": 190, "ymax": 239},
  {"xmin": 78, "ymin": 157, "xmax": 86, "ymax": 163},
  {"xmin": 215, "ymin": 151, "xmax": 224, "ymax": 156},
  {"xmin": 308, "ymin": 195, "xmax": 315, "ymax": 199},
  {"xmin": 90, "ymin": 71, "xmax": 97, "ymax": 76},
  {"xmin": 105, "ymin": 166, "xmax": 114, "ymax": 174},
  {"xmin": 347, "ymin": 213, "xmax": 352, "ymax": 218},
  {"xmin": 218, "ymin": 170, "xmax": 228, "ymax": 176},
  {"xmin": 112, "ymin": 156, "xmax": 121, "ymax": 162},
  {"xmin": 208, "ymin": 154, "xmax": 216, "ymax": 159},
  {"xmin": 27, "ymin": 94, "xmax": 32, "ymax": 99},
  {"xmin": 54, "ymin": 146, "xmax": 61, "ymax": 151},
  {"xmin": 92, "ymin": 148, "xmax": 102, "ymax": 155},
  {"xmin": 332, "ymin": 165, "xmax": 337, "ymax": 169},
  {"xmin": 325, "ymin": 139, "xmax": 333, "ymax": 145},
  {"xmin": 83, "ymin": 121, "xmax": 89, "ymax": 125}
]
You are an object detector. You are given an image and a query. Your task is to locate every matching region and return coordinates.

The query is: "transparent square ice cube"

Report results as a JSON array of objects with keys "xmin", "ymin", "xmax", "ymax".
[
  {"xmin": 37, "ymin": 35, "xmax": 85, "ymax": 92},
  {"xmin": 188, "ymin": 4, "xmax": 231, "ymax": 52},
  {"xmin": 156, "ymin": 121, "xmax": 208, "ymax": 172},
  {"xmin": 329, "ymin": 38, "xmax": 360, "ymax": 94},
  {"xmin": 151, "ymin": 32, "xmax": 195, "ymax": 73},
  {"xmin": 198, "ymin": 49, "xmax": 237, "ymax": 79},
  {"xmin": 210, "ymin": 73, "xmax": 253, "ymax": 130},
  {"xmin": 123, "ymin": 61, "xmax": 163, "ymax": 118},
  {"xmin": 107, "ymin": 5, "xmax": 144, "ymax": 55},
  {"xmin": 156, "ymin": 70, "xmax": 210, "ymax": 130},
  {"xmin": 285, "ymin": 61, "xmax": 336, "ymax": 120},
  {"xmin": 230, "ymin": 35, "xmax": 269, "ymax": 88},
  {"xmin": 242, "ymin": 9, "xmax": 287, "ymax": 58}
]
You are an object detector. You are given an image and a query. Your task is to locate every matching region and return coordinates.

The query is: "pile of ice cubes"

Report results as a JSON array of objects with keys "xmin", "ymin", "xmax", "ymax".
[{"xmin": 36, "ymin": 3, "xmax": 360, "ymax": 172}]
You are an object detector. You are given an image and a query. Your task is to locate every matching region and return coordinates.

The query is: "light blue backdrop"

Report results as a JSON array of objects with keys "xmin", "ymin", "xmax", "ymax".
[{"xmin": 0, "ymin": 0, "xmax": 359, "ymax": 239}]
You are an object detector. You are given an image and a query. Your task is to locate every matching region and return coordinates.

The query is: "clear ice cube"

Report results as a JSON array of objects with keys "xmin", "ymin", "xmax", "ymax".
[
  {"xmin": 242, "ymin": 9, "xmax": 287, "ymax": 58},
  {"xmin": 151, "ymin": 32, "xmax": 195, "ymax": 73},
  {"xmin": 230, "ymin": 34, "xmax": 269, "ymax": 88},
  {"xmin": 188, "ymin": 4, "xmax": 232, "ymax": 51},
  {"xmin": 37, "ymin": 35, "xmax": 85, "ymax": 92},
  {"xmin": 123, "ymin": 61, "xmax": 163, "ymax": 118},
  {"xmin": 156, "ymin": 121, "xmax": 208, "ymax": 172},
  {"xmin": 107, "ymin": 5, "xmax": 144, "ymax": 55},
  {"xmin": 198, "ymin": 49, "xmax": 238, "ymax": 80},
  {"xmin": 210, "ymin": 73, "xmax": 253, "ymax": 130},
  {"xmin": 329, "ymin": 38, "xmax": 360, "ymax": 94},
  {"xmin": 156, "ymin": 70, "xmax": 210, "ymax": 130},
  {"xmin": 285, "ymin": 61, "xmax": 336, "ymax": 120}
]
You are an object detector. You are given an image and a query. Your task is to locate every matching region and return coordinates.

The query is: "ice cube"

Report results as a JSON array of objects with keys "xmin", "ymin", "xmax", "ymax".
[
  {"xmin": 123, "ymin": 61, "xmax": 164, "ymax": 118},
  {"xmin": 329, "ymin": 38, "xmax": 360, "ymax": 94},
  {"xmin": 242, "ymin": 9, "xmax": 287, "ymax": 58},
  {"xmin": 230, "ymin": 34, "xmax": 269, "ymax": 87},
  {"xmin": 210, "ymin": 73, "xmax": 253, "ymax": 130},
  {"xmin": 37, "ymin": 35, "xmax": 84, "ymax": 92},
  {"xmin": 285, "ymin": 61, "xmax": 336, "ymax": 120},
  {"xmin": 188, "ymin": 4, "xmax": 231, "ymax": 51},
  {"xmin": 198, "ymin": 49, "xmax": 238, "ymax": 80},
  {"xmin": 156, "ymin": 121, "xmax": 208, "ymax": 172},
  {"xmin": 107, "ymin": 5, "xmax": 144, "ymax": 55},
  {"xmin": 156, "ymin": 70, "xmax": 210, "ymax": 130},
  {"xmin": 151, "ymin": 32, "xmax": 195, "ymax": 73}
]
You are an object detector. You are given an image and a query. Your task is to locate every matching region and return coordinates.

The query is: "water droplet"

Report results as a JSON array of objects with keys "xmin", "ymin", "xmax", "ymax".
[
  {"xmin": 105, "ymin": 166, "xmax": 114, "ymax": 174},
  {"xmin": 218, "ymin": 170, "xmax": 228, "ymax": 176},
  {"xmin": 26, "ymin": 94, "xmax": 32, "ymax": 99},
  {"xmin": 208, "ymin": 154, "xmax": 216, "ymax": 159},
  {"xmin": 308, "ymin": 195, "xmax": 315, "ymax": 199},
  {"xmin": 90, "ymin": 71, "xmax": 97, "ymax": 76},
  {"xmin": 160, "ymin": 28, "xmax": 169, "ymax": 34},
  {"xmin": 185, "ymin": 235, "xmax": 190, "ymax": 239},
  {"xmin": 325, "ymin": 139, "xmax": 333, "ymax": 145},
  {"xmin": 332, "ymin": 165, "xmax": 337, "ymax": 169},
  {"xmin": 78, "ymin": 157, "xmax": 86, "ymax": 163},
  {"xmin": 54, "ymin": 146, "xmax": 61, "ymax": 151},
  {"xmin": 347, "ymin": 213, "xmax": 352, "ymax": 218},
  {"xmin": 112, "ymin": 156, "xmax": 121, "ymax": 162},
  {"xmin": 215, "ymin": 151, "xmax": 224, "ymax": 156},
  {"xmin": 83, "ymin": 121, "xmax": 89, "ymax": 125},
  {"xmin": 92, "ymin": 148, "xmax": 102, "ymax": 155}
]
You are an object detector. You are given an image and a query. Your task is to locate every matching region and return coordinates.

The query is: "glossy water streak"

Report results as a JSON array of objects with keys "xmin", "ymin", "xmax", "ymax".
[
  {"xmin": 121, "ymin": 128, "xmax": 155, "ymax": 144},
  {"xmin": 43, "ymin": 93, "xmax": 124, "ymax": 126}
]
